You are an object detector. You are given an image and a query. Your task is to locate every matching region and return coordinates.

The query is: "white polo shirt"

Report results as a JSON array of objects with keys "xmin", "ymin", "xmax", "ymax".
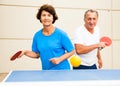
[{"xmin": 73, "ymin": 25, "xmax": 100, "ymax": 66}]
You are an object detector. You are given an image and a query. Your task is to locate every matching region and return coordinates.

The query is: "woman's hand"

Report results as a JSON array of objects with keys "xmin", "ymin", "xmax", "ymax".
[{"xmin": 49, "ymin": 57, "xmax": 60, "ymax": 65}]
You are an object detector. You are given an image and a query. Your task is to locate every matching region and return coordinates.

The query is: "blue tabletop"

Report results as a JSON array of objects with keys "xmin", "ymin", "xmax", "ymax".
[{"xmin": 5, "ymin": 69, "xmax": 120, "ymax": 82}]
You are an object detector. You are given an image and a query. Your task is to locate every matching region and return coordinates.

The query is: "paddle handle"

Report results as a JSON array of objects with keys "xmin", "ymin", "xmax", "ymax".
[{"xmin": 98, "ymin": 47, "xmax": 103, "ymax": 50}]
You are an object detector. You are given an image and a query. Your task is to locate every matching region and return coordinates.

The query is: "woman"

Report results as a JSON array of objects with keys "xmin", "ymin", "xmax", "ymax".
[{"xmin": 20, "ymin": 4, "xmax": 75, "ymax": 70}]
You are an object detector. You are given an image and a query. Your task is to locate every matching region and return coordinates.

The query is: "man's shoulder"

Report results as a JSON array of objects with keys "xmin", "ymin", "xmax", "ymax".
[
  {"xmin": 75, "ymin": 25, "xmax": 85, "ymax": 32},
  {"xmin": 94, "ymin": 26, "xmax": 100, "ymax": 31}
]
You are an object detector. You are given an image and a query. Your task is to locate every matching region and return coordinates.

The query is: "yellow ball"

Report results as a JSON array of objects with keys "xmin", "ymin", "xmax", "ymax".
[{"xmin": 70, "ymin": 55, "xmax": 82, "ymax": 67}]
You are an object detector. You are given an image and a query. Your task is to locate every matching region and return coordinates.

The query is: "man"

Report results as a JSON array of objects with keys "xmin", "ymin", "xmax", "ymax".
[{"xmin": 73, "ymin": 9, "xmax": 106, "ymax": 69}]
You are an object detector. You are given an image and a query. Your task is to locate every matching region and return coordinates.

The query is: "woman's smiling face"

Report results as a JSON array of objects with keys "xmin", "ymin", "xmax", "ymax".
[{"xmin": 40, "ymin": 10, "xmax": 53, "ymax": 27}]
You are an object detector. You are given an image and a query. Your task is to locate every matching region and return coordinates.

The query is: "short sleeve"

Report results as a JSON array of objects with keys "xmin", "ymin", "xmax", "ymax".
[{"xmin": 61, "ymin": 32, "xmax": 74, "ymax": 53}]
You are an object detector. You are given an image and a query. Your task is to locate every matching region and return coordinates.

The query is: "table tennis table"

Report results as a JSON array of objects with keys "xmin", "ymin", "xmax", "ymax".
[{"xmin": 1, "ymin": 69, "xmax": 120, "ymax": 86}]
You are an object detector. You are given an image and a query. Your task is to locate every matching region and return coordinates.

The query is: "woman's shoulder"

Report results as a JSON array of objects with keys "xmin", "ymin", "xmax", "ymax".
[
  {"xmin": 33, "ymin": 28, "xmax": 42, "ymax": 37},
  {"xmin": 55, "ymin": 27, "xmax": 67, "ymax": 34}
]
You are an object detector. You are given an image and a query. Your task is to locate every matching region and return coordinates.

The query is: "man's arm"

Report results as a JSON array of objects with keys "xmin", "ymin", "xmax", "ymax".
[{"xmin": 75, "ymin": 42, "xmax": 106, "ymax": 54}]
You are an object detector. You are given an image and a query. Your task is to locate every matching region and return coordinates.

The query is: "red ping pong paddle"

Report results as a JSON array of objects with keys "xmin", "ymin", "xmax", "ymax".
[
  {"xmin": 10, "ymin": 51, "xmax": 22, "ymax": 61},
  {"xmin": 100, "ymin": 36, "xmax": 112, "ymax": 46}
]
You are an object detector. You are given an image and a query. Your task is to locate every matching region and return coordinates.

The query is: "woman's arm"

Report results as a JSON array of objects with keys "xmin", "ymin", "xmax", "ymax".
[
  {"xmin": 49, "ymin": 50, "xmax": 75, "ymax": 64},
  {"xmin": 19, "ymin": 50, "xmax": 40, "ymax": 59}
]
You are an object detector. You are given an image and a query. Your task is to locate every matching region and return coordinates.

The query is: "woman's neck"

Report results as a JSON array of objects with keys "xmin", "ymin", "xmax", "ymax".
[{"xmin": 42, "ymin": 25, "xmax": 55, "ymax": 36}]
